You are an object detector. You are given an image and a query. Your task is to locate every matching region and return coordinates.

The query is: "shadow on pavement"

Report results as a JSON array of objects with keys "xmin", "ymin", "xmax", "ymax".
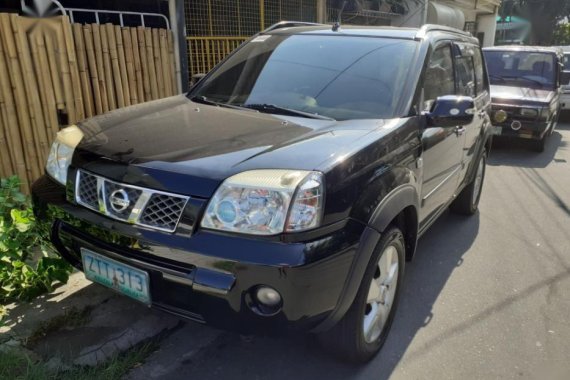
[
  {"xmin": 1, "ymin": 280, "xmax": 113, "ymax": 342},
  {"xmin": 172, "ymin": 211, "xmax": 480, "ymax": 380},
  {"xmin": 488, "ymin": 131, "xmax": 566, "ymax": 169}
]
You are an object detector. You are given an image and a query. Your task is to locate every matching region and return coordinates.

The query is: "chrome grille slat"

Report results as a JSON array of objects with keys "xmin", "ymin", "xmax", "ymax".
[
  {"xmin": 139, "ymin": 194, "xmax": 188, "ymax": 231},
  {"xmin": 75, "ymin": 170, "xmax": 189, "ymax": 233}
]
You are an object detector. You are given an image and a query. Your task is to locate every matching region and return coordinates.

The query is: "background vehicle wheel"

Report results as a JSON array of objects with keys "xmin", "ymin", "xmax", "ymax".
[
  {"xmin": 450, "ymin": 150, "xmax": 487, "ymax": 215},
  {"xmin": 319, "ymin": 227, "xmax": 405, "ymax": 363},
  {"xmin": 533, "ymin": 136, "xmax": 546, "ymax": 152}
]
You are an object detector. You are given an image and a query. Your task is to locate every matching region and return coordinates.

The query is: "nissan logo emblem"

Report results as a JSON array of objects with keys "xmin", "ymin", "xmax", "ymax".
[{"xmin": 109, "ymin": 189, "xmax": 131, "ymax": 213}]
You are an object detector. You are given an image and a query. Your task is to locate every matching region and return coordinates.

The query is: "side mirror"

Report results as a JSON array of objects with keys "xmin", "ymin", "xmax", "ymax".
[
  {"xmin": 561, "ymin": 71, "xmax": 570, "ymax": 86},
  {"xmin": 426, "ymin": 95, "xmax": 475, "ymax": 128}
]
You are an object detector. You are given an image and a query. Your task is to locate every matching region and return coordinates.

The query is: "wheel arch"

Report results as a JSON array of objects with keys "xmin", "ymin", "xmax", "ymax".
[{"xmin": 312, "ymin": 185, "xmax": 419, "ymax": 333}]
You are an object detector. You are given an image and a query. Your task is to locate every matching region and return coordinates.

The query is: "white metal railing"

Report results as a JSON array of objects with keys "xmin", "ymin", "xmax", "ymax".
[
  {"xmin": 66, "ymin": 8, "xmax": 170, "ymax": 29},
  {"xmin": 20, "ymin": 0, "xmax": 169, "ymax": 29}
]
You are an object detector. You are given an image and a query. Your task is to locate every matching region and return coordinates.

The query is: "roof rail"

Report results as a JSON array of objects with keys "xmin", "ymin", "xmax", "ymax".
[
  {"xmin": 415, "ymin": 24, "xmax": 473, "ymax": 39},
  {"xmin": 263, "ymin": 21, "xmax": 325, "ymax": 33}
]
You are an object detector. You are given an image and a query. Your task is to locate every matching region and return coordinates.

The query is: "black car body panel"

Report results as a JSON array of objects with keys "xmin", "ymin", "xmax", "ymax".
[{"xmin": 33, "ymin": 24, "xmax": 493, "ymax": 333}]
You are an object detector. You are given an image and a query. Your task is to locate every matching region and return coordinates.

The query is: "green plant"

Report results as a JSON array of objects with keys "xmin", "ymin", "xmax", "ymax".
[
  {"xmin": 0, "ymin": 177, "xmax": 72, "ymax": 304},
  {"xmin": 553, "ymin": 22, "xmax": 570, "ymax": 45},
  {"xmin": 0, "ymin": 342, "xmax": 157, "ymax": 380}
]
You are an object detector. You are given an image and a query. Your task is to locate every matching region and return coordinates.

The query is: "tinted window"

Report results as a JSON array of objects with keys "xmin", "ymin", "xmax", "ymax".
[
  {"xmin": 455, "ymin": 56, "xmax": 476, "ymax": 97},
  {"xmin": 564, "ymin": 54, "xmax": 570, "ymax": 71},
  {"xmin": 483, "ymin": 50, "xmax": 556, "ymax": 89},
  {"xmin": 193, "ymin": 35, "xmax": 418, "ymax": 120},
  {"xmin": 423, "ymin": 45, "xmax": 455, "ymax": 110}
]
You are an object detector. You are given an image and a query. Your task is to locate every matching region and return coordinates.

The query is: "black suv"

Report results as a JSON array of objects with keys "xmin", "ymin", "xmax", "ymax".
[
  {"xmin": 483, "ymin": 46, "xmax": 563, "ymax": 151},
  {"xmin": 33, "ymin": 23, "xmax": 492, "ymax": 362}
]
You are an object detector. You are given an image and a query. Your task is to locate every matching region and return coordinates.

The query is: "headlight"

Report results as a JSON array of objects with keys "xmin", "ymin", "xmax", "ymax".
[
  {"xmin": 494, "ymin": 110, "xmax": 508, "ymax": 123},
  {"xmin": 201, "ymin": 170, "xmax": 324, "ymax": 235},
  {"xmin": 46, "ymin": 125, "xmax": 83, "ymax": 185},
  {"xmin": 520, "ymin": 108, "xmax": 539, "ymax": 118}
]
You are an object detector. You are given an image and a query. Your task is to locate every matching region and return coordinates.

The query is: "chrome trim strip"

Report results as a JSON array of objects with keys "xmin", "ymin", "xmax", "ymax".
[
  {"xmin": 97, "ymin": 176, "xmax": 107, "ymax": 213},
  {"xmin": 128, "ymin": 192, "xmax": 152, "ymax": 224},
  {"xmin": 75, "ymin": 170, "xmax": 190, "ymax": 233},
  {"xmin": 423, "ymin": 165, "xmax": 462, "ymax": 202}
]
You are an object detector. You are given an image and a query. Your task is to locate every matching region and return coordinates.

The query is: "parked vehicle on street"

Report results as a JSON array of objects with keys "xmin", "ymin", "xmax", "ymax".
[
  {"xmin": 33, "ymin": 22, "xmax": 492, "ymax": 363},
  {"xmin": 558, "ymin": 46, "xmax": 570, "ymax": 112},
  {"xmin": 483, "ymin": 46, "xmax": 563, "ymax": 152}
]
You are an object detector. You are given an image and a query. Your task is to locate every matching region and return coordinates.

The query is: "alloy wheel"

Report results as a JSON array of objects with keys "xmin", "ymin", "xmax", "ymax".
[{"xmin": 363, "ymin": 245, "xmax": 399, "ymax": 343}]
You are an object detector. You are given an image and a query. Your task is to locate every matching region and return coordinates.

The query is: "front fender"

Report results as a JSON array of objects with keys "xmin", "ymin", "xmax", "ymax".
[{"xmin": 313, "ymin": 184, "xmax": 419, "ymax": 332}]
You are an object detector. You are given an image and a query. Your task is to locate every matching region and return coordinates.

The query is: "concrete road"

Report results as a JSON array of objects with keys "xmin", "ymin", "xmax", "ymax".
[{"xmin": 135, "ymin": 121, "xmax": 570, "ymax": 380}]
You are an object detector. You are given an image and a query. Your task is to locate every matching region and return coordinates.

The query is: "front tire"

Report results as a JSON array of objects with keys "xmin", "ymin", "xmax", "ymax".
[
  {"xmin": 319, "ymin": 227, "xmax": 405, "ymax": 363},
  {"xmin": 533, "ymin": 136, "xmax": 546, "ymax": 152},
  {"xmin": 450, "ymin": 150, "xmax": 486, "ymax": 215}
]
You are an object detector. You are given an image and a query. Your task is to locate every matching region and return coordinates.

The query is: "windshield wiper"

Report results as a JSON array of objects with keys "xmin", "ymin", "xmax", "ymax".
[
  {"xmin": 191, "ymin": 96, "xmax": 253, "ymax": 111},
  {"xmin": 243, "ymin": 104, "xmax": 335, "ymax": 121}
]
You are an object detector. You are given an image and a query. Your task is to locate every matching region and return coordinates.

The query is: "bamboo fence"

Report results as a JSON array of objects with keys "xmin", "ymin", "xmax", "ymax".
[{"xmin": 0, "ymin": 14, "xmax": 178, "ymax": 193}]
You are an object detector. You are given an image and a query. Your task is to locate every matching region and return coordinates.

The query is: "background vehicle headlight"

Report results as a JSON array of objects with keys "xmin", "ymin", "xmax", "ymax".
[
  {"xmin": 201, "ymin": 170, "xmax": 324, "ymax": 235},
  {"xmin": 520, "ymin": 108, "xmax": 539, "ymax": 118},
  {"xmin": 45, "ymin": 125, "xmax": 83, "ymax": 185}
]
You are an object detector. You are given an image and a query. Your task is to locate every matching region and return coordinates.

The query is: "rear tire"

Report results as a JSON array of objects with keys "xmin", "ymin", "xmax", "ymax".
[
  {"xmin": 450, "ymin": 150, "xmax": 486, "ymax": 215},
  {"xmin": 319, "ymin": 227, "xmax": 405, "ymax": 363}
]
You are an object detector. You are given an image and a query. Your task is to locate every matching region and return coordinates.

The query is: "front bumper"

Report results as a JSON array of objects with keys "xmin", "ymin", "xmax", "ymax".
[
  {"xmin": 32, "ymin": 175, "xmax": 365, "ymax": 333},
  {"xmin": 491, "ymin": 118, "xmax": 550, "ymax": 140}
]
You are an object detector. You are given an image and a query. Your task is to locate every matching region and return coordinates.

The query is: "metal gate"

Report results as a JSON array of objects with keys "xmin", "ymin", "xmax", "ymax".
[{"xmin": 184, "ymin": 0, "xmax": 318, "ymax": 77}]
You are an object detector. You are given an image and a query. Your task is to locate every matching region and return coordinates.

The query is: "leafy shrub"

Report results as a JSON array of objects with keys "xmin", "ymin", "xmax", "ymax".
[{"xmin": 0, "ymin": 177, "xmax": 72, "ymax": 304}]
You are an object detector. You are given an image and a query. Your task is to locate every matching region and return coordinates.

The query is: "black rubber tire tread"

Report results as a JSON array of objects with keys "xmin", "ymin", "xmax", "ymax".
[
  {"xmin": 533, "ymin": 136, "xmax": 546, "ymax": 152},
  {"xmin": 450, "ymin": 150, "xmax": 487, "ymax": 215},
  {"xmin": 318, "ymin": 227, "xmax": 406, "ymax": 363}
]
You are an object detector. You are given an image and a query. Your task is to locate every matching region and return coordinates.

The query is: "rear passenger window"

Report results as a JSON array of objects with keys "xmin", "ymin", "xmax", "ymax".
[
  {"xmin": 423, "ymin": 45, "xmax": 455, "ymax": 110},
  {"xmin": 455, "ymin": 56, "xmax": 476, "ymax": 97}
]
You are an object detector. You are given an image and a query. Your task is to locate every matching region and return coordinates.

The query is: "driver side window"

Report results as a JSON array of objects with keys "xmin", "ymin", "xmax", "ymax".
[{"xmin": 423, "ymin": 45, "xmax": 455, "ymax": 111}]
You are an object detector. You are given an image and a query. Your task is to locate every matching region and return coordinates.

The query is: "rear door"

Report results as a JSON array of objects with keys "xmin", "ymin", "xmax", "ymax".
[
  {"xmin": 419, "ymin": 43, "xmax": 466, "ymax": 222},
  {"xmin": 453, "ymin": 43, "xmax": 489, "ymax": 187}
]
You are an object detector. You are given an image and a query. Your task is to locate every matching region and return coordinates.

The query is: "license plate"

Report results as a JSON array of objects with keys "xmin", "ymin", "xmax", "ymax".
[{"xmin": 81, "ymin": 248, "xmax": 151, "ymax": 305}]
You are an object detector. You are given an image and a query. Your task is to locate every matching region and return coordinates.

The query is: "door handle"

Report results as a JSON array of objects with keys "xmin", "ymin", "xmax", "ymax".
[{"xmin": 455, "ymin": 126, "xmax": 466, "ymax": 136}]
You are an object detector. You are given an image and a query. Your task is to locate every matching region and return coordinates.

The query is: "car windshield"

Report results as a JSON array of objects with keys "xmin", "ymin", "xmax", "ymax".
[
  {"xmin": 190, "ymin": 35, "xmax": 418, "ymax": 121},
  {"xmin": 483, "ymin": 50, "xmax": 556, "ymax": 89}
]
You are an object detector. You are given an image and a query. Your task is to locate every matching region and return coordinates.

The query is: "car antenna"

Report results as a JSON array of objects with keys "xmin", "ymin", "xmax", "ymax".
[{"xmin": 332, "ymin": 0, "xmax": 347, "ymax": 32}]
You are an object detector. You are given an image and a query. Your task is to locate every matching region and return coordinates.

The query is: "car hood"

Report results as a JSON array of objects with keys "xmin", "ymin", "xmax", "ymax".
[
  {"xmin": 75, "ymin": 95, "xmax": 395, "ymax": 197},
  {"xmin": 490, "ymin": 85, "xmax": 555, "ymax": 105}
]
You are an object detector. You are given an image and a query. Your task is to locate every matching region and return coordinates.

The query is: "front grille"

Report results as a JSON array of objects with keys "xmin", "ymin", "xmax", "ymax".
[
  {"xmin": 77, "ymin": 172, "xmax": 98, "ymax": 209},
  {"xmin": 75, "ymin": 170, "xmax": 189, "ymax": 233},
  {"xmin": 139, "ymin": 194, "xmax": 188, "ymax": 231},
  {"xmin": 104, "ymin": 182, "xmax": 143, "ymax": 219},
  {"xmin": 492, "ymin": 105, "xmax": 538, "ymax": 124}
]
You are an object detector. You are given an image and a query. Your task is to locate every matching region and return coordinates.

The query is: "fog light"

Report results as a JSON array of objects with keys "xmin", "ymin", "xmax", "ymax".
[
  {"xmin": 494, "ymin": 110, "xmax": 508, "ymax": 123},
  {"xmin": 256, "ymin": 286, "xmax": 282, "ymax": 307}
]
